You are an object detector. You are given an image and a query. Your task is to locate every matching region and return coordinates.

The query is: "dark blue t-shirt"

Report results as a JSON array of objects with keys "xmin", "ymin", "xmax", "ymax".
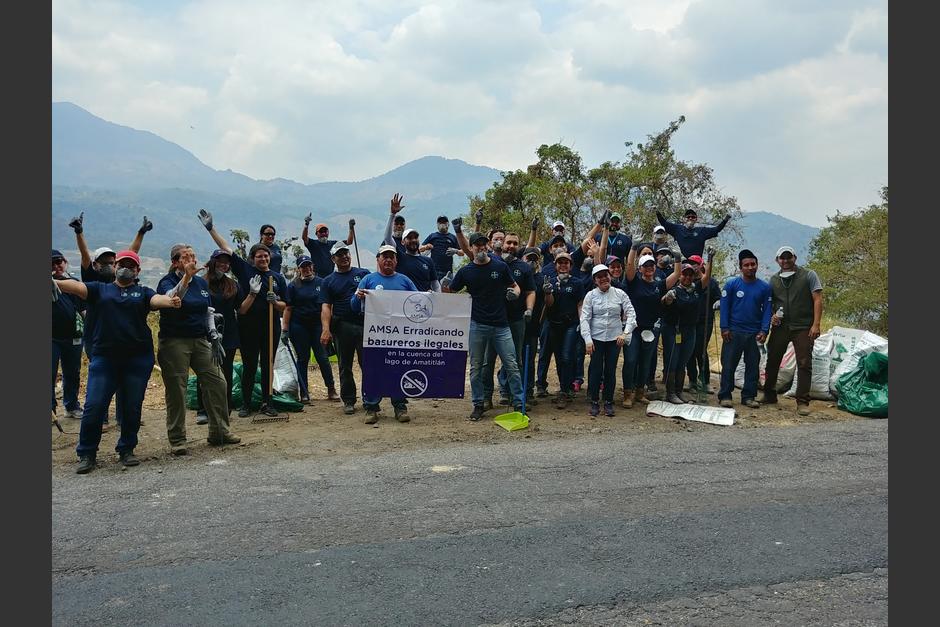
[
  {"xmin": 395, "ymin": 251, "xmax": 437, "ymax": 292},
  {"xmin": 422, "ymin": 232, "xmax": 459, "ymax": 275},
  {"xmin": 546, "ymin": 276, "xmax": 585, "ymax": 325},
  {"xmin": 538, "ymin": 239, "xmax": 576, "ymax": 264},
  {"xmin": 626, "ymin": 275, "xmax": 668, "ymax": 330},
  {"xmin": 662, "ymin": 283, "xmax": 705, "ymax": 327},
  {"xmin": 266, "ymin": 242, "xmax": 284, "ymax": 274},
  {"xmin": 208, "ymin": 280, "xmax": 244, "ymax": 350},
  {"xmin": 231, "ymin": 254, "xmax": 289, "ymax": 319},
  {"xmin": 449, "ymin": 257, "xmax": 515, "ymax": 327},
  {"xmin": 593, "ymin": 231, "xmax": 633, "ymax": 262},
  {"xmin": 52, "ymin": 277, "xmax": 85, "ymax": 341},
  {"xmin": 322, "ymin": 267, "xmax": 370, "ymax": 324},
  {"xmin": 156, "ymin": 273, "xmax": 212, "ymax": 339},
  {"xmin": 304, "ymin": 238, "xmax": 337, "ymax": 278},
  {"xmin": 84, "ymin": 282, "xmax": 155, "ymax": 356},
  {"xmin": 505, "ymin": 258, "xmax": 536, "ymax": 322},
  {"xmin": 287, "ymin": 277, "xmax": 326, "ymax": 321}
]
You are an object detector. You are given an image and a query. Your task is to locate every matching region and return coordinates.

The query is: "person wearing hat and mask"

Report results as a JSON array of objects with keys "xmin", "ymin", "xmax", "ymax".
[
  {"xmin": 53, "ymin": 250, "xmax": 183, "ymax": 474},
  {"xmin": 717, "ymin": 249, "xmax": 773, "ymax": 409},
  {"xmin": 542, "ymin": 250, "xmax": 587, "ymax": 408},
  {"xmin": 655, "ymin": 208, "xmax": 731, "ymax": 259},
  {"xmin": 758, "ymin": 246, "xmax": 823, "ymax": 415},
  {"xmin": 52, "ymin": 250, "xmax": 86, "ymax": 421},
  {"xmin": 580, "ymin": 264, "xmax": 636, "ymax": 417},
  {"xmin": 283, "ymin": 256, "xmax": 339, "ymax": 402},
  {"xmin": 198, "ymin": 210, "xmax": 289, "ymax": 418},
  {"xmin": 659, "ymin": 250, "xmax": 715, "ymax": 403},
  {"xmin": 684, "ymin": 254, "xmax": 722, "ymax": 394},
  {"xmin": 302, "ymin": 214, "xmax": 356, "ymax": 278},
  {"xmin": 320, "ymin": 241, "xmax": 371, "ymax": 415},
  {"xmin": 395, "ymin": 228, "xmax": 441, "ymax": 292},
  {"xmin": 351, "ymin": 244, "xmax": 418, "ymax": 423},
  {"xmin": 525, "ymin": 217, "xmax": 576, "ymax": 264},
  {"xmin": 420, "ymin": 216, "xmax": 463, "ymax": 280},
  {"xmin": 443, "ymin": 232, "xmax": 525, "ymax": 421},
  {"xmin": 621, "ymin": 243, "xmax": 681, "ymax": 407},
  {"xmin": 651, "ymin": 225, "xmax": 670, "ymax": 251}
]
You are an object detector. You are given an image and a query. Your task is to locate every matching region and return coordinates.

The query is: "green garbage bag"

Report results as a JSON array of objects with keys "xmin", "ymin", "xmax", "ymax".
[
  {"xmin": 185, "ymin": 362, "xmax": 304, "ymax": 413},
  {"xmin": 834, "ymin": 352, "xmax": 888, "ymax": 418}
]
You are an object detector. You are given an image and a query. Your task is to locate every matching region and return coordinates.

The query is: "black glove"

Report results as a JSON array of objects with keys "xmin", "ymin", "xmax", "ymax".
[
  {"xmin": 304, "ymin": 212, "xmax": 312, "ymax": 226},
  {"xmin": 68, "ymin": 212, "xmax": 84, "ymax": 234},
  {"xmin": 211, "ymin": 338, "xmax": 226, "ymax": 368},
  {"xmin": 138, "ymin": 216, "xmax": 153, "ymax": 234},
  {"xmin": 198, "ymin": 209, "xmax": 213, "ymax": 231},
  {"xmin": 451, "ymin": 216, "xmax": 463, "ymax": 233},
  {"xmin": 530, "ymin": 217, "xmax": 539, "ymax": 231},
  {"xmin": 280, "ymin": 333, "xmax": 290, "ymax": 346},
  {"xmin": 348, "ymin": 218, "xmax": 356, "ymax": 228},
  {"xmin": 474, "ymin": 209, "xmax": 484, "ymax": 224},
  {"xmin": 597, "ymin": 210, "xmax": 610, "ymax": 226}
]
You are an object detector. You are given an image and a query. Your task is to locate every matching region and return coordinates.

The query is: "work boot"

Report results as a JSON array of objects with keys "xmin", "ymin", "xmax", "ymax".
[
  {"xmin": 75, "ymin": 455, "xmax": 96, "ymax": 474},
  {"xmin": 237, "ymin": 407, "xmax": 251, "ymax": 418},
  {"xmin": 498, "ymin": 395, "xmax": 511, "ymax": 406},
  {"xmin": 208, "ymin": 433, "xmax": 242, "ymax": 445},
  {"xmin": 743, "ymin": 398, "xmax": 761, "ymax": 409},
  {"xmin": 634, "ymin": 387, "xmax": 649, "ymax": 405},
  {"xmin": 327, "ymin": 385, "xmax": 341, "ymax": 401},
  {"xmin": 797, "ymin": 403, "xmax": 811, "ymax": 416},
  {"xmin": 674, "ymin": 372, "xmax": 689, "ymax": 403},
  {"xmin": 468, "ymin": 405, "xmax": 485, "ymax": 422},
  {"xmin": 343, "ymin": 403, "xmax": 356, "ymax": 415},
  {"xmin": 720, "ymin": 398, "xmax": 734, "ymax": 408},
  {"xmin": 119, "ymin": 451, "xmax": 140, "ymax": 467},
  {"xmin": 260, "ymin": 403, "xmax": 278, "ymax": 417},
  {"xmin": 364, "ymin": 408, "xmax": 379, "ymax": 424},
  {"xmin": 483, "ymin": 397, "xmax": 493, "ymax": 411},
  {"xmin": 394, "ymin": 406, "xmax": 410, "ymax": 423},
  {"xmin": 622, "ymin": 389, "xmax": 634, "ymax": 409},
  {"xmin": 195, "ymin": 412, "xmax": 208, "ymax": 425},
  {"xmin": 758, "ymin": 391, "xmax": 778, "ymax": 404},
  {"xmin": 604, "ymin": 401, "xmax": 615, "ymax": 417},
  {"xmin": 665, "ymin": 374, "xmax": 684, "ymax": 404}
]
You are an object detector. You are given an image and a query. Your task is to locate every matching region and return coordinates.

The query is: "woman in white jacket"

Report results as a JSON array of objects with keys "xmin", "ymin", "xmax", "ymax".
[{"xmin": 579, "ymin": 264, "xmax": 637, "ymax": 417}]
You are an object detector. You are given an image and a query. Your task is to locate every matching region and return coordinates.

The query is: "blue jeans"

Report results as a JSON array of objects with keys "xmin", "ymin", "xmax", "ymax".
[
  {"xmin": 718, "ymin": 331, "xmax": 760, "ymax": 401},
  {"xmin": 84, "ymin": 344, "xmax": 124, "ymax": 426},
  {"xmin": 52, "ymin": 339, "xmax": 83, "ymax": 412},
  {"xmin": 77, "ymin": 350, "xmax": 155, "ymax": 458},
  {"xmin": 588, "ymin": 339, "xmax": 621, "ymax": 402},
  {"xmin": 535, "ymin": 320, "xmax": 553, "ymax": 391},
  {"xmin": 546, "ymin": 321, "xmax": 580, "ymax": 394},
  {"xmin": 491, "ymin": 319, "xmax": 525, "ymax": 400},
  {"xmin": 661, "ymin": 324, "xmax": 697, "ymax": 374},
  {"xmin": 289, "ymin": 317, "xmax": 336, "ymax": 396},
  {"xmin": 469, "ymin": 321, "xmax": 524, "ymax": 407},
  {"xmin": 622, "ymin": 328, "xmax": 656, "ymax": 390}
]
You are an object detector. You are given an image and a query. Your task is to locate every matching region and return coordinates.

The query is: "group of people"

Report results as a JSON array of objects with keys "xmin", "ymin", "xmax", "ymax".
[{"xmin": 52, "ymin": 196, "xmax": 823, "ymax": 474}]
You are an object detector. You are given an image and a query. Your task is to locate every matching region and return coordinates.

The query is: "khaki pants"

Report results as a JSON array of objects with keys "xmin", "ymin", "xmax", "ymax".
[{"xmin": 158, "ymin": 337, "xmax": 231, "ymax": 445}]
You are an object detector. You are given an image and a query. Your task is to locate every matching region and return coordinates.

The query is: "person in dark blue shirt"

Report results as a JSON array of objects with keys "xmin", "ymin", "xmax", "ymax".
[
  {"xmin": 521, "ymin": 247, "xmax": 546, "ymax": 400},
  {"xmin": 685, "ymin": 254, "xmax": 722, "ymax": 395},
  {"xmin": 542, "ymin": 251, "xmax": 586, "ymax": 407},
  {"xmin": 54, "ymin": 250, "xmax": 181, "ymax": 474},
  {"xmin": 320, "ymin": 242, "xmax": 371, "ymax": 415},
  {"xmin": 283, "ymin": 256, "xmax": 338, "ymax": 403},
  {"xmin": 656, "ymin": 208, "xmax": 731, "ymax": 259},
  {"xmin": 525, "ymin": 218, "xmax": 576, "ymax": 264},
  {"xmin": 395, "ymin": 229, "xmax": 441, "ymax": 292},
  {"xmin": 51, "ymin": 250, "xmax": 86, "ymax": 421},
  {"xmin": 443, "ymin": 232, "xmax": 525, "ymax": 420},
  {"xmin": 256, "ymin": 224, "xmax": 284, "ymax": 274},
  {"xmin": 592, "ymin": 212, "xmax": 632, "ymax": 263},
  {"xmin": 156, "ymin": 244, "xmax": 241, "ymax": 453},
  {"xmin": 301, "ymin": 214, "xmax": 356, "ymax": 278},
  {"xmin": 421, "ymin": 216, "xmax": 463, "ymax": 279}
]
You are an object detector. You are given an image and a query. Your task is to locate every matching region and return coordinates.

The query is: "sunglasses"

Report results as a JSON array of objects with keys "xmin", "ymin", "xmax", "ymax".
[{"xmin": 262, "ymin": 232, "xmax": 276, "ymax": 237}]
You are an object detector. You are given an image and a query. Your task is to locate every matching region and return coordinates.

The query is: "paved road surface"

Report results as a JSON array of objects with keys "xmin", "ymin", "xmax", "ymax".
[{"xmin": 52, "ymin": 420, "xmax": 888, "ymax": 626}]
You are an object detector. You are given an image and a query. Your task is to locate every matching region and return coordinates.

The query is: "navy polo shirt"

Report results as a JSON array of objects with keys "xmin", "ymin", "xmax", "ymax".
[
  {"xmin": 230, "ymin": 254, "xmax": 289, "ymax": 319},
  {"xmin": 626, "ymin": 275, "xmax": 668, "ymax": 330},
  {"xmin": 546, "ymin": 276, "xmax": 585, "ymax": 326},
  {"xmin": 396, "ymin": 252, "xmax": 438, "ymax": 292},
  {"xmin": 304, "ymin": 238, "xmax": 337, "ymax": 278},
  {"xmin": 593, "ymin": 231, "xmax": 633, "ymax": 262},
  {"xmin": 449, "ymin": 257, "xmax": 515, "ymax": 327},
  {"xmin": 52, "ymin": 277, "xmax": 85, "ymax": 341},
  {"xmin": 538, "ymin": 239, "xmax": 576, "ymax": 264},
  {"xmin": 156, "ymin": 273, "xmax": 213, "ymax": 339},
  {"xmin": 287, "ymin": 277, "xmax": 326, "ymax": 321},
  {"xmin": 505, "ymin": 258, "xmax": 536, "ymax": 322},
  {"xmin": 84, "ymin": 282, "xmax": 156, "ymax": 356},
  {"xmin": 208, "ymin": 281, "xmax": 244, "ymax": 350},
  {"xmin": 322, "ymin": 267, "xmax": 370, "ymax": 324},
  {"xmin": 422, "ymin": 231, "xmax": 459, "ymax": 275}
]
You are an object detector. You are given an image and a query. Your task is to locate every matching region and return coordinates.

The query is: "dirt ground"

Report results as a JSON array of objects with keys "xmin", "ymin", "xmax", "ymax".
[{"xmin": 51, "ymin": 362, "xmax": 864, "ymax": 469}]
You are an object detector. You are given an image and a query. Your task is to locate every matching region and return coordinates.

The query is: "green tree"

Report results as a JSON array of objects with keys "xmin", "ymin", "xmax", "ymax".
[{"xmin": 807, "ymin": 187, "xmax": 888, "ymax": 336}]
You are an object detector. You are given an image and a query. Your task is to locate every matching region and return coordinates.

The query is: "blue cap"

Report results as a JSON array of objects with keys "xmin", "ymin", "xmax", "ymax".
[
  {"xmin": 52, "ymin": 249, "xmax": 66, "ymax": 261},
  {"xmin": 210, "ymin": 249, "xmax": 232, "ymax": 259},
  {"xmin": 296, "ymin": 255, "xmax": 314, "ymax": 266}
]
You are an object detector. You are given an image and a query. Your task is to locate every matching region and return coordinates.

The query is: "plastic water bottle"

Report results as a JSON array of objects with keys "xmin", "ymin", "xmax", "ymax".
[
  {"xmin": 775, "ymin": 307, "xmax": 784, "ymax": 320},
  {"xmin": 653, "ymin": 318, "xmax": 662, "ymax": 332}
]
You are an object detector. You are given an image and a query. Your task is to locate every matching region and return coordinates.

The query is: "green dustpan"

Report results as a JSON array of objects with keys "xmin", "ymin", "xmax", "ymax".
[{"xmin": 493, "ymin": 411, "xmax": 529, "ymax": 431}]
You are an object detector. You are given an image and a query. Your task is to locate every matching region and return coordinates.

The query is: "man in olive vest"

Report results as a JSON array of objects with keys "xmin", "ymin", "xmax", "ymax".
[{"xmin": 759, "ymin": 245, "xmax": 823, "ymax": 415}]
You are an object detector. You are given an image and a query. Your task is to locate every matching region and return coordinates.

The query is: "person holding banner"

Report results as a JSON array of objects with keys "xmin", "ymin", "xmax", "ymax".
[
  {"xmin": 320, "ymin": 242, "xmax": 370, "ymax": 416},
  {"xmin": 443, "ymin": 232, "xmax": 525, "ymax": 421},
  {"xmin": 351, "ymin": 244, "xmax": 418, "ymax": 424}
]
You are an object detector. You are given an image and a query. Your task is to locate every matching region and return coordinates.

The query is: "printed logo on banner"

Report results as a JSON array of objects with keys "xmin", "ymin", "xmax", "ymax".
[
  {"xmin": 400, "ymin": 369, "xmax": 429, "ymax": 397},
  {"xmin": 403, "ymin": 293, "xmax": 433, "ymax": 323}
]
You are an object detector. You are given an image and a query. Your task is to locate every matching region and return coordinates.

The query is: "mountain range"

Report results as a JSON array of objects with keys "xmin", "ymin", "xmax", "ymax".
[{"xmin": 52, "ymin": 102, "xmax": 819, "ymax": 283}]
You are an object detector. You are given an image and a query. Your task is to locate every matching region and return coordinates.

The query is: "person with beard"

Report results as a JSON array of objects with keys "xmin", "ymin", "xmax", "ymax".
[
  {"xmin": 52, "ymin": 250, "xmax": 86, "ymax": 422},
  {"xmin": 521, "ymin": 247, "xmax": 546, "ymax": 404},
  {"xmin": 758, "ymin": 246, "xmax": 824, "ymax": 415},
  {"xmin": 199, "ymin": 210, "xmax": 289, "ymax": 418},
  {"xmin": 420, "ymin": 216, "xmax": 463, "ymax": 280},
  {"xmin": 655, "ymin": 208, "xmax": 731, "ymax": 259},
  {"xmin": 685, "ymin": 254, "xmax": 722, "ymax": 396},
  {"xmin": 542, "ymin": 251, "xmax": 587, "ymax": 409},
  {"xmin": 442, "ymin": 232, "xmax": 525, "ymax": 421},
  {"xmin": 53, "ymin": 250, "xmax": 182, "ymax": 474},
  {"xmin": 301, "ymin": 214, "xmax": 356, "ymax": 278},
  {"xmin": 717, "ymin": 249, "xmax": 773, "ymax": 409},
  {"xmin": 592, "ymin": 212, "xmax": 632, "ymax": 263},
  {"xmin": 320, "ymin": 242, "xmax": 371, "ymax": 416},
  {"xmin": 283, "ymin": 256, "xmax": 339, "ymax": 402},
  {"xmin": 381, "ymin": 193, "xmax": 408, "ymax": 249},
  {"xmin": 395, "ymin": 228, "xmax": 441, "ymax": 292}
]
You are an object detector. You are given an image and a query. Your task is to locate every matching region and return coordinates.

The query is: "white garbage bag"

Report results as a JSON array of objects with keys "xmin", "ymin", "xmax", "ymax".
[
  {"xmin": 828, "ymin": 327, "xmax": 888, "ymax": 398},
  {"xmin": 785, "ymin": 332, "xmax": 834, "ymax": 400},
  {"xmin": 272, "ymin": 341, "xmax": 299, "ymax": 396}
]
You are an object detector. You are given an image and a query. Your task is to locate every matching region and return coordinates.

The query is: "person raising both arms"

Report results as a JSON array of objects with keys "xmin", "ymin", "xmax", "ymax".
[
  {"xmin": 301, "ymin": 213, "xmax": 356, "ymax": 278},
  {"xmin": 655, "ymin": 208, "xmax": 731, "ymax": 259}
]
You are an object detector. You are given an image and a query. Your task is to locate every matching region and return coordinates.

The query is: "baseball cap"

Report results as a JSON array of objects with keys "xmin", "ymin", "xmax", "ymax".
[
  {"xmin": 775, "ymin": 245, "xmax": 796, "ymax": 258},
  {"xmin": 115, "ymin": 250, "xmax": 141, "ymax": 267},
  {"xmin": 605, "ymin": 255, "xmax": 623, "ymax": 266},
  {"xmin": 296, "ymin": 255, "xmax": 313, "ymax": 266},
  {"xmin": 687, "ymin": 254, "xmax": 703, "ymax": 265},
  {"xmin": 654, "ymin": 247, "xmax": 672, "ymax": 257},
  {"xmin": 210, "ymin": 249, "xmax": 232, "ymax": 259},
  {"xmin": 653, "ymin": 225, "xmax": 666, "ymax": 234},
  {"xmin": 551, "ymin": 220, "xmax": 565, "ymax": 229},
  {"xmin": 314, "ymin": 223, "xmax": 328, "ymax": 233},
  {"xmin": 591, "ymin": 264, "xmax": 610, "ymax": 277},
  {"xmin": 376, "ymin": 244, "xmax": 398, "ymax": 256},
  {"xmin": 681, "ymin": 263, "xmax": 695, "ymax": 273},
  {"xmin": 609, "ymin": 213, "xmax": 622, "ymax": 222},
  {"xmin": 549, "ymin": 234, "xmax": 567, "ymax": 245},
  {"xmin": 52, "ymin": 249, "xmax": 66, "ymax": 261},
  {"xmin": 393, "ymin": 215, "xmax": 406, "ymax": 224},
  {"xmin": 638, "ymin": 254, "xmax": 656, "ymax": 266},
  {"xmin": 402, "ymin": 228, "xmax": 419, "ymax": 240},
  {"xmin": 683, "ymin": 208, "xmax": 698, "ymax": 217},
  {"xmin": 330, "ymin": 241, "xmax": 350, "ymax": 256},
  {"xmin": 436, "ymin": 215, "xmax": 449, "ymax": 223},
  {"xmin": 468, "ymin": 232, "xmax": 489, "ymax": 245},
  {"xmin": 553, "ymin": 251, "xmax": 572, "ymax": 262},
  {"xmin": 92, "ymin": 246, "xmax": 116, "ymax": 261},
  {"xmin": 523, "ymin": 247, "xmax": 542, "ymax": 260}
]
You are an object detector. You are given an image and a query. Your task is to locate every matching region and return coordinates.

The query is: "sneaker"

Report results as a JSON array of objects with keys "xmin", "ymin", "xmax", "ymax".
[
  {"xmin": 119, "ymin": 451, "xmax": 140, "ymax": 467},
  {"xmin": 743, "ymin": 398, "xmax": 761, "ymax": 409},
  {"xmin": 468, "ymin": 405, "xmax": 485, "ymax": 421},
  {"xmin": 343, "ymin": 403, "xmax": 356, "ymax": 415},
  {"xmin": 604, "ymin": 402, "xmax": 615, "ymax": 417},
  {"xmin": 498, "ymin": 396, "xmax": 511, "ymax": 406},
  {"xmin": 195, "ymin": 412, "xmax": 209, "ymax": 425},
  {"xmin": 327, "ymin": 385, "xmax": 341, "ymax": 401},
  {"xmin": 719, "ymin": 398, "xmax": 734, "ymax": 408},
  {"xmin": 483, "ymin": 398, "xmax": 493, "ymax": 411},
  {"xmin": 646, "ymin": 382, "xmax": 658, "ymax": 393},
  {"xmin": 589, "ymin": 401, "xmax": 600, "ymax": 417},
  {"xmin": 535, "ymin": 387, "xmax": 548, "ymax": 398},
  {"xmin": 797, "ymin": 404, "xmax": 811, "ymax": 416},
  {"xmin": 260, "ymin": 404, "xmax": 279, "ymax": 417},
  {"xmin": 66, "ymin": 409, "xmax": 83, "ymax": 421},
  {"xmin": 394, "ymin": 407, "xmax": 410, "ymax": 423},
  {"xmin": 208, "ymin": 433, "xmax": 242, "ymax": 445},
  {"xmin": 75, "ymin": 456, "xmax": 96, "ymax": 474},
  {"xmin": 238, "ymin": 407, "xmax": 251, "ymax": 418},
  {"xmin": 758, "ymin": 392, "xmax": 778, "ymax": 405},
  {"xmin": 364, "ymin": 408, "xmax": 379, "ymax": 424}
]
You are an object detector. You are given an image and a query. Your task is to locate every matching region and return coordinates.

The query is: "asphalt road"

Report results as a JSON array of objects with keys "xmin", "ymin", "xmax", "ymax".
[{"xmin": 52, "ymin": 419, "xmax": 888, "ymax": 626}]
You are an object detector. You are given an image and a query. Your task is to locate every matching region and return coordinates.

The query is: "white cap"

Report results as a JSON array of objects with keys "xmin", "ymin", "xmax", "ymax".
[
  {"xmin": 330, "ymin": 241, "xmax": 350, "ymax": 256},
  {"xmin": 551, "ymin": 220, "xmax": 565, "ymax": 229},
  {"xmin": 401, "ymin": 228, "xmax": 419, "ymax": 240},
  {"xmin": 653, "ymin": 225, "xmax": 666, "ymax": 233},
  {"xmin": 376, "ymin": 244, "xmax": 398, "ymax": 256},
  {"xmin": 92, "ymin": 247, "xmax": 115, "ymax": 260},
  {"xmin": 775, "ymin": 245, "xmax": 796, "ymax": 258},
  {"xmin": 638, "ymin": 254, "xmax": 656, "ymax": 266},
  {"xmin": 591, "ymin": 264, "xmax": 610, "ymax": 277}
]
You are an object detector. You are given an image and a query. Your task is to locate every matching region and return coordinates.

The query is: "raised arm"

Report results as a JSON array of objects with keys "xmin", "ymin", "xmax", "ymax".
[
  {"xmin": 700, "ymin": 214, "xmax": 731, "ymax": 239},
  {"xmin": 597, "ymin": 222, "xmax": 610, "ymax": 264},
  {"xmin": 452, "ymin": 217, "xmax": 472, "ymax": 256},
  {"xmin": 129, "ymin": 216, "xmax": 153, "ymax": 253},
  {"xmin": 197, "ymin": 209, "xmax": 233, "ymax": 253},
  {"xmin": 656, "ymin": 210, "xmax": 679, "ymax": 237},
  {"xmin": 579, "ymin": 221, "xmax": 603, "ymax": 254},
  {"xmin": 302, "ymin": 212, "xmax": 312, "ymax": 246},
  {"xmin": 702, "ymin": 247, "xmax": 715, "ymax": 287},
  {"xmin": 344, "ymin": 219, "xmax": 355, "ymax": 246},
  {"xmin": 526, "ymin": 217, "xmax": 539, "ymax": 250},
  {"xmin": 664, "ymin": 253, "xmax": 681, "ymax": 289},
  {"xmin": 68, "ymin": 212, "xmax": 92, "ymax": 269},
  {"xmin": 625, "ymin": 244, "xmax": 639, "ymax": 282}
]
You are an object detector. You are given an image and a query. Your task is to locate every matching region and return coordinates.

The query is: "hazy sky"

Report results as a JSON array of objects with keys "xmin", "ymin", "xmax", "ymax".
[{"xmin": 52, "ymin": 0, "xmax": 887, "ymax": 226}]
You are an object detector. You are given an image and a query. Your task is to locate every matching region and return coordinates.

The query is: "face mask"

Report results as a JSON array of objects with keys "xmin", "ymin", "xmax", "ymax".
[
  {"xmin": 492, "ymin": 240, "xmax": 503, "ymax": 252},
  {"xmin": 684, "ymin": 219, "xmax": 695, "ymax": 228},
  {"xmin": 658, "ymin": 255, "xmax": 671, "ymax": 266},
  {"xmin": 301, "ymin": 274, "xmax": 314, "ymax": 281},
  {"xmin": 654, "ymin": 233, "xmax": 666, "ymax": 242},
  {"xmin": 474, "ymin": 251, "xmax": 488, "ymax": 263},
  {"xmin": 527, "ymin": 260, "xmax": 540, "ymax": 271},
  {"xmin": 778, "ymin": 271, "xmax": 796, "ymax": 278},
  {"xmin": 115, "ymin": 267, "xmax": 136, "ymax": 282},
  {"xmin": 501, "ymin": 252, "xmax": 513, "ymax": 261},
  {"xmin": 557, "ymin": 272, "xmax": 570, "ymax": 282},
  {"xmin": 96, "ymin": 266, "xmax": 115, "ymax": 281},
  {"xmin": 437, "ymin": 224, "xmax": 448, "ymax": 233},
  {"xmin": 318, "ymin": 236, "xmax": 328, "ymax": 244},
  {"xmin": 393, "ymin": 228, "xmax": 404, "ymax": 238},
  {"xmin": 552, "ymin": 247, "xmax": 565, "ymax": 256}
]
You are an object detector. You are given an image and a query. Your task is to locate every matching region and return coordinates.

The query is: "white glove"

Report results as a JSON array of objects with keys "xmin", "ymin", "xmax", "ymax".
[
  {"xmin": 197, "ymin": 209, "xmax": 213, "ymax": 231},
  {"xmin": 249, "ymin": 275, "xmax": 262, "ymax": 294},
  {"xmin": 623, "ymin": 332, "xmax": 632, "ymax": 345},
  {"xmin": 52, "ymin": 278, "xmax": 61, "ymax": 303},
  {"xmin": 445, "ymin": 248, "xmax": 460, "ymax": 256},
  {"xmin": 505, "ymin": 288, "xmax": 519, "ymax": 301}
]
